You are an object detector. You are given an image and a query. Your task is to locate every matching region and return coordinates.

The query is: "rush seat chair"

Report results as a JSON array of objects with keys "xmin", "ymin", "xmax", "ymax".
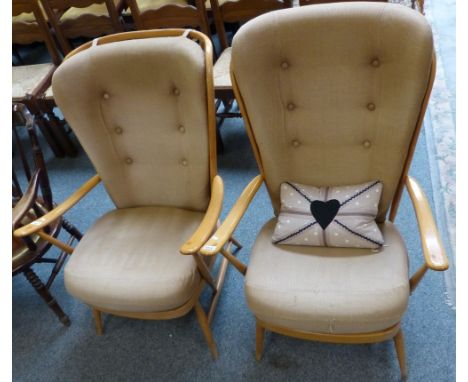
[
  {"xmin": 200, "ymin": 3, "xmax": 448, "ymax": 378},
  {"xmin": 14, "ymin": 29, "xmax": 239, "ymax": 358}
]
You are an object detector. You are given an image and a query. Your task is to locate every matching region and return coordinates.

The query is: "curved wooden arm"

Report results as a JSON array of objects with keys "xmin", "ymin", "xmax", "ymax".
[
  {"xmin": 180, "ymin": 175, "xmax": 224, "ymax": 255},
  {"xmin": 12, "ymin": 169, "xmax": 42, "ymax": 228},
  {"xmin": 405, "ymin": 176, "xmax": 448, "ymax": 271},
  {"xmin": 200, "ymin": 175, "xmax": 264, "ymax": 256},
  {"xmin": 14, "ymin": 174, "xmax": 101, "ymax": 238}
]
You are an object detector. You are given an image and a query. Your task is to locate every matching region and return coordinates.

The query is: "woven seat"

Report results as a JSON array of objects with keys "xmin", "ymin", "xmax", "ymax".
[
  {"xmin": 213, "ymin": 47, "xmax": 232, "ymax": 90},
  {"xmin": 12, "ymin": 63, "xmax": 54, "ymax": 101}
]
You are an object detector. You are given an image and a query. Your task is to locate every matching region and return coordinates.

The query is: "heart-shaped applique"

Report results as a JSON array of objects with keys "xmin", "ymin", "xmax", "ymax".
[{"xmin": 310, "ymin": 199, "xmax": 341, "ymax": 230}]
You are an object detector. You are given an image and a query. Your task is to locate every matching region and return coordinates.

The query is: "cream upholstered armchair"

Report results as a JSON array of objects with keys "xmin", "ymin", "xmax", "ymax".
[
  {"xmin": 200, "ymin": 3, "xmax": 448, "ymax": 378},
  {"xmin": 13, "ymin": 29, "xmax": 239, "ymax": 358}
]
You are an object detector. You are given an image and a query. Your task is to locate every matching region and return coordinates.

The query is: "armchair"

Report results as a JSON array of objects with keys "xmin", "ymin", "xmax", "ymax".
[
  {"xmin": 200, "ymin": 3, "xmax": 448, "ymax": 378},
  {"xmin": 14, "ymin": 29, "xmax": 239, "ymax": 358}
]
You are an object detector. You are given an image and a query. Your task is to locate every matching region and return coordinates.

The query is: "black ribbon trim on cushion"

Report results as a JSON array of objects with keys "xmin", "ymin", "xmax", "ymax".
[
  {"xmin": 334, "ymin": 219, "xmax": 383, "ymax": 247},
  {"xmin": 340, "ymin": 181, "xmax": 382, "ymax": 207},
  {"xmin": 273, "ymin": 221, "xmax": 318, "ymax": 244}
]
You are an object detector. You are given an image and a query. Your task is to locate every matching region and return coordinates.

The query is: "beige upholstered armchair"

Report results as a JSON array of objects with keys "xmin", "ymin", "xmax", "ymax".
[
  {"xmin": 200, "ymin": 3, "xmax": 448, "ymax": 378},
  {"xmin": 13, "ymin": 29, "xmax": 239, "ymax": 358}
]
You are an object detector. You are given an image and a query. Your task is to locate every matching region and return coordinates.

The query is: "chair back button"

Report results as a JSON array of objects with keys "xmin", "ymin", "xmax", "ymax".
[
  {"xmin": 281, "ymin": 61, "xmax": 289, "ymax": 70},
  {"xmin": 114, "ymin": 126, "xmax": 123, "ymax": 134},
  {"xmin": 363, "ymin": 140, "xmax": 372, "ymax": 148},
  {"xmin": 178, "ymin": 125, "xmax": 186, "ymax": 134},
  {"xmin": 287, "ymin": 103, "xmax": 296, "ymax": 111},
  {"xmin": 367, "ymin": 103, "xmax": 376, "ymax": 111},
  {"xmin": 292, "ymin": 140, "xmax": 300, "ymax": 148},
  {"xmin": 125, "ymin": 157, "xmax": 133, "ymax": 164},
  {"xmin": 371, "ymin": 58, "xmax": 380, "ymax": 67},
  {"xmin": 102, "ymin": 92, "xmax": 110, "ymax": 100}
]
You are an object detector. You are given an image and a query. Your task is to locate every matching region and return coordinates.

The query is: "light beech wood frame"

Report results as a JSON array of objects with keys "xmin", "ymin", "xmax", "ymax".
[
  {"xmin": 200, "ymin": 46, "xmax": 448, "ymax": 376},
  {"xmin": 14, "ymin": 29, "xmax": 238, "ymax": 358}
]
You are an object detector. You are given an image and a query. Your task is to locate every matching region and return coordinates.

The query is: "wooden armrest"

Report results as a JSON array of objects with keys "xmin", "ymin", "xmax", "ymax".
[
  {"xmin": 180, "ymin": 175, "xmax": 224, "ymax": 255},
  {"xmin": 200, "ymin": 175, "xmax": 263, "ymax": 256},
  {"xmin": 12, "ymin": 169, "xmax": 42, "ymax": 228},
  {"xmin": 14, "ymin": 174, "xmax": 101, "ymax": 238},
  {"xmin": 405, "ymin": 176, "xmax": 448, "ymax": 271}
]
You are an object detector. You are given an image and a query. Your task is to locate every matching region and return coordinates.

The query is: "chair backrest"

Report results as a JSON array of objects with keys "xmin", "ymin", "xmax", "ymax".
[
  {"xmin": 210, "ymin": 0, "xmax": 292, "ymax": 50},
  {"xmin": 231, "ymin": 3, "xmax": 435, "ymax": 222},
  {"xmin": 300, "ymin": 0, "xmax": 386, "ymax": 5},
  {"xmin": 40, "ymin": 0, "xmax": 124, "ymax": 54},
  {"xmin": 127, "ymin": 0, "xmax": 210, "ymax": 36},
  {"xmin": 52, "ymin": 29, "xmax": 217, "ymax": 212},
  {"xmin": 12, "ymin": 0, "xmax": 62, "ymax": 65}
]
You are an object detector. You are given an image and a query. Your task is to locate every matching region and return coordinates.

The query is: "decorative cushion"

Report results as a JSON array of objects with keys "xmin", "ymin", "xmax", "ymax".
[{"xmin": 272, "ymin": 180, "xmax": 384, "ymax": 249}]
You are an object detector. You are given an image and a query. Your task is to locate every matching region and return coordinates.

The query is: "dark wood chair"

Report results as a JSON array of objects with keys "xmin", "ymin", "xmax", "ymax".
[
  {"xmin": 125, "ymin": 0, "xmax": 210, "ymax": 36},
  {"xmin": 209, "ymin": 0, "xmax": 293, "ymax": 143},
  {"xmin": 12, "ymin": 0, "xmax": 77, "ymax": 158},
  {"xmin": 299, "ymin": 0, "xmax": 386, "ymax": 4},
  {"xmin": 40, "ymin": 0, "xmax": 126, "ymax": 55},
  {"xmin": 12, "ymin": 103, "xmax": 82, "ymax": 325}
]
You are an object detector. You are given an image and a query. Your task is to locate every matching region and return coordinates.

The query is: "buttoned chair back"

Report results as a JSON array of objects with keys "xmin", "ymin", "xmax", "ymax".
[
  {"xmin": 231, "ymin": 2, "xmax": 434, "ymax": 222},
  {"xmin": 52, "ymin": 31, "xmax": 215, "ymax": 211}
]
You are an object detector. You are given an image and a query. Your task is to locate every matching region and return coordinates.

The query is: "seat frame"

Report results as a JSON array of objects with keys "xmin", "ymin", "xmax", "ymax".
[
  {"xmin": 14, "ymin": 29, "xmax": 240, "ymax": 359},
  {"xmin": 199, "ymin": 49, "xmax": 448, "ymax": 378}
]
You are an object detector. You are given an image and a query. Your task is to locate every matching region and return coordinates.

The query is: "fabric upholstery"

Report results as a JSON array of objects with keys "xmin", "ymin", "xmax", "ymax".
[
  {"xmin": 12, "ymin": 63, "xmax": 54, "ymax": 100},
  {"xmin": 64, "ymin": 207, "xmax": 203, "ymax": 312},
  {"xmin": 272, "ymin": 181, "xmax": 384, "ymax": 248},
  {"xmin": 213, "ymin": 47, "xmax": 232, "ymax": 89},
  {"xmin": 246, "ymin": 219, "xmax": 409, "ymax": 334},
  {"xmin": 231, "ymin": 3, "xmax": 433, "ymax": 222},
  {"xmin": 52, "ymin": 36, "xmax": 210, "ymax": 211}
]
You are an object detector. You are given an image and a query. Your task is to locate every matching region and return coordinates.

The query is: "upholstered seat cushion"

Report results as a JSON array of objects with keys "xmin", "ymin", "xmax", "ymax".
[
  {"xmin": 12, "ymin": 63, "xmax": 54, "ymax": 100},
  {"xmin": 64, "ymin": 206, "xmax": 203, "ymax": 312},
  {"xmin": 214, "ymin": 47, "xmax": 232, "ymax": 89},
  {"xmin": 245, "ymin": 219, "xmax": 409, "ymax": 334}
]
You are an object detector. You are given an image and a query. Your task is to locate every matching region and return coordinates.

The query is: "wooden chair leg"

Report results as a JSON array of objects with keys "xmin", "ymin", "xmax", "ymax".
[
  {"xmin": 23, "ymin": 267, "xmax": 70, "ymax": 326},
  {"xmin": 256, "ymin": 320, "xmax": 265, "ymax": 361},
  {"xmin": 92, "ymin": 308, "xmax": 104, "ymax": 336},
  {"xmin": 194, "ymin": 301, "xmax": 219, "ymax": 359},
  {"xmin": 230, "ymin": 236, "xmax": 242, "ymax": 251},
  {"xmin": 393, "ymin": 329, "xmax": 408, "ymax": 380}
]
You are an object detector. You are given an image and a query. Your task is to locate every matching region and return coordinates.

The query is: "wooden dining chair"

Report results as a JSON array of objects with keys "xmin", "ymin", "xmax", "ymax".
[
  {"xmin": 299, "ymin": 0, "xmax": 386, "ymax": 5},
  {"xmin": 209, "ymin": 0, "xmax": 293, "ymax": 132},
  {"xmin": 200, "ymin": 3, "xmax": 448, "ymax": 378},
  {"xmin": 40, "ymin": 0, "xmax": 125, "ymax": 54},
  {"xmin": 13, "ymin": 0, "xmax": 77, "ymax": 158},
  {"xmin": 14, "ymin": 29, "xmax": 240, "ymax": 358},
  {"xmin": 126, "ymin": 0, "xmax": 210, "ymax": 36},
  {"xmin": 13, "ymin": 103, "xmax": 83, "ymax": 325}
]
